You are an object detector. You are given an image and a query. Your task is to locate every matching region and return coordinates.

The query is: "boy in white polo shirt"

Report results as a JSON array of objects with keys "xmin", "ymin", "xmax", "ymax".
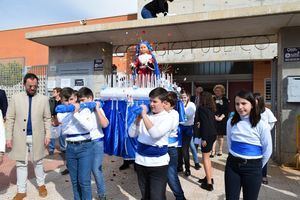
[
  {"xmin": 78, "ymin": 87, "xmax": 109, "ymax": 200},
  {"xmin": 57, "ymin": 87, "xmax": 94, "ymax": 200},
  {"xmin": 129, "ymin": 87, "xmax": 173, "ymax": 200}
]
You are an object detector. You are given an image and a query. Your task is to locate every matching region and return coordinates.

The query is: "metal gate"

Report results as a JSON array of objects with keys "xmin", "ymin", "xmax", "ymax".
[{"xmin": 0, "ymin": 58, "xmax": 47, "ymax": 101}]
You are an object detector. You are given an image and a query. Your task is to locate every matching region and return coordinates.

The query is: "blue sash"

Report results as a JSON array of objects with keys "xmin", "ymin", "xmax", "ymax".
[
  {"xmin": 137, "ymin": 142, "xmax": 168, "ymax": 157},
  {"xmin": 168, "ymin": 137, "xmax": 178, "ymax": 144},
  {"xmin": 231, "ymin": 140, "xmax": 262, "ymax": 156}
]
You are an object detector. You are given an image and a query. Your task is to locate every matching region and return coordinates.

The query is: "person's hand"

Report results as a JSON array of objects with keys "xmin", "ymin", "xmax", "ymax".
[
  {"xmin": 202, "ymin": 140, "xmax": 207, "ymax": 147},
  {"xmin": 196, "ymin": 122, "xmax": 200, "ymax": 128},
  {"xmin": 215, "ymin": 115, "xmax": 221, "ymax": 121},
  {"xmin": 140, "ymin": 105, "xmax": 148, "ymax": 116},
  {"xmin": 51, "ymin": 116, "xmax": 60, "ymax": 127},
  {"xmin": 95, "ymin": 101, "xmax": 101, "ymax": 111},
  {"xmin": 73, "ymin": 103, "xmax": 80, "ymax": 113},
  {"xmin": 44, "ymin": 137, "xmax": 50, "ymax": 146},
  {"xmin": 6, "ymin": 140, "xmax": 12, "ymax": 149}
]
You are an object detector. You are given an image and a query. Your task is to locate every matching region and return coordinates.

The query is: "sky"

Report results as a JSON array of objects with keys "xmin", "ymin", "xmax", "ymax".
[{"xmin": 0, "ymin": 0, "xmax": 138, "ymax": 31}]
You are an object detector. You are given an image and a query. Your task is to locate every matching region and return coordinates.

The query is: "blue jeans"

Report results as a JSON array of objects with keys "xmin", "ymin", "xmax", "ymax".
[
  {"xmin": 190, "ymin": 137, "xmax": 199, "ymax": 164},
  {"xmin": 49, "ymin": 134, "xmax": 66, "ymax": 152},
  {"xmin": 66, "ymin": 141, "xmax": 93, "ymax": 200},
  {"xmin": 167, "ymin": 147, "xmax": 185, "ymax": 200},
  {"xmin": 141, "ymin": 7, "xmax": 156, "ymax": 19},
  {"xmin": 92, "ymin": 140, "xmax": 106, "ymax": 198}
]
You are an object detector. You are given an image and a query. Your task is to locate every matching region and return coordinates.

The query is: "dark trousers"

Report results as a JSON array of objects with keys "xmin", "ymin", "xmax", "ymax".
[
  {"xmin": 225, "ymin": 154, "xmax": 262, "ymax": 200},
  {"xmin": 262, "ymin": 162, "xmax": 268, "ymax": 177},
  {"xmin": 178, "ymin": 125, "xmax": 193, "ymax": 171},
  {"xmin": 135, "ymin": 163, "xmax": 168, "ymax": 200}
]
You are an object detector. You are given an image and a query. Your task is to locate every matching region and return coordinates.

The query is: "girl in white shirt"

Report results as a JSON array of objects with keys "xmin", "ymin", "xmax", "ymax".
[
  {"xmin": 178, "ymin": 90, "xmax": 196, "ymax": 176},
  {"xmin": 225, "ymin": 90, "xmax": 272, "ymax": 200},
  {"xmin": 254, "ymin": 92, "xmax": 277, "ymax": 185}
]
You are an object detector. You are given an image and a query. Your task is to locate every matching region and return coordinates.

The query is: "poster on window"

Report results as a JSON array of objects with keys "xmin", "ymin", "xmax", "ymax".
[{"xmin": 94, "ymin": 59, "xmax": 104, "ymax": 71}]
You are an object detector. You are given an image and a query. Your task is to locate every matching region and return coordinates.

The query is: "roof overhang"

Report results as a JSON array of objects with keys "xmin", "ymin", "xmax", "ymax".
[{"xmin": 26, "ymin": 3, "xmax": 300, "ymax": 52}]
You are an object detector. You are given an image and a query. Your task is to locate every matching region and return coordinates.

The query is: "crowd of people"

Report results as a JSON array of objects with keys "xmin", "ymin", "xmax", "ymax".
[{"xmin": 0, "ymin": 73, "xmax": 276, "ymax": 200}]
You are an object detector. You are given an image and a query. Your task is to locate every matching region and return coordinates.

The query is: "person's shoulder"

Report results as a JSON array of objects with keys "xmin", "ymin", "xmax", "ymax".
[
  {"xmin": 37, "ymin": 93, "xmax": 50, "ymax": 101},
  {"xmin": 12, "ymin": 92, "xmax": 25, "ymax": 99},
  {"xmin": 188, "ymin": 101, "xmax": 196, "ymax": 108},
  {"xmin": 170, "ymin": 109, "xmax": 179, "ymax": 117},
  {"xmin": 256, "ymin": 119, "xmax": 270, "ymax": 130}
]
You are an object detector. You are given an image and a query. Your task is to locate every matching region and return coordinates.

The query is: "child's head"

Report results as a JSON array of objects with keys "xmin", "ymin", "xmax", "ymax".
[
  {"xmin": 149, "ymin": 87, "xmax": 168, "ymax": 114},
  {"xmin": 164, "ymin": 91, "xmax": 177, "ymax": 111},
  {"xmin": 199, "ymin": 91, "xmax": 216, "ymax": 112},
  {"xmin": 231, "ymin": 90, "xmax": 260, "ymax": 127},
  {"xmin": 253, "ymin": 92, "xmax": 265, "ymax": 114},
  {"xmin": 78, "ymin": 87, "xmax": 94, "ymax": 103},
  {"xmin": 60, "ymin": 87, "xmax": 77, "ymax": 105},
  {"xmin": 52, "ymin": 87, "xmax": 62, "ymax": 98},
  {"xmin": 180, "ymin": 89, "xmax": 190, "ymax": 104}
]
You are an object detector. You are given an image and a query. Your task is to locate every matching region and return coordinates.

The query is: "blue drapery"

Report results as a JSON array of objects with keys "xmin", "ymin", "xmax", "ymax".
[
  {"xmin": 102, "ymin": 99, "xmax": 186, "ymax": 159},
  {"xmin": 102, "ymin": 99, "xmax": 149, "ymax": 158}
]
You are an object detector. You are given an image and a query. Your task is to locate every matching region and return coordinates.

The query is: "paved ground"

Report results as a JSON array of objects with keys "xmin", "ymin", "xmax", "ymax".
[{"xmin": 1, "ymin": 150, "xmax": 300, "ymax": 200}]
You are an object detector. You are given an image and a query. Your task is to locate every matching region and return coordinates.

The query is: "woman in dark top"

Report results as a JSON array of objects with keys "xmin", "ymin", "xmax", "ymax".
[
  {"xmin": 211, "ymin": 84, "xmax": 229, "ymax": 157},
  {"xmin": 141, "ymin": 0, "xmax": 174, "ymax": 19},
  {"xmin": 195, "ymin": 92, "xmax": 217, "ymax": 191}
]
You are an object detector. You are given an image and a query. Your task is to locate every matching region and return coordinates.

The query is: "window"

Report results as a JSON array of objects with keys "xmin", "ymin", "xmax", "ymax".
[{"xmin": 265, "ymin": 78, "xmax": 271, "ymax": 103}]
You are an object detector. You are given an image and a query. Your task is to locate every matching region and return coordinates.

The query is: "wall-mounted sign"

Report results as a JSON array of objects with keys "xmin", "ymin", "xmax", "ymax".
[
  {"xmin": 75, "ymin": 79, "xmax": 84, "ymax": 86},
  {"xmin": 94, "ymin": 59, "xmax": 104, "ymax": 71},
  {"xmin": 284, "ymin": 47, "xmax": 300, "ymax": 62}
]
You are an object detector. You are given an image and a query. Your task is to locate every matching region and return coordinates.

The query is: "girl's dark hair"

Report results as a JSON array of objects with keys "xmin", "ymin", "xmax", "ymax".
[
  {"xmin": 199, "ymin": 91, "xmax": 216, "ymax": 112},
  {"xmin": 180, "ymin": 89, "xmax": 190, "ymax": 97},
  {"xmin": 253, "ymin": 92, "xmax": 265, "ymax": 113},
  {"xmin": 231, "ymin": 90, "xmax": 260, "ymax": 127},
  {"xmin": 165, "ymin": 91, "xmax": 178, "ymax": 107}
]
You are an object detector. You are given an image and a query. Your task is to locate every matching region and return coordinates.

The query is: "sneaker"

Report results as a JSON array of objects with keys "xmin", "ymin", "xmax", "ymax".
[
  {"xmin": 198, "ymin": 176, "xmax": 214, "ymax": 184},
  {"xmin": 99, "ymin": 195, "xmax": 107, "ymax": 200},
  {"xmin": 119, "ymin": 159, "xmax": 134, "ymax": 170},
  {"xmin": 184, "ymin": 170, "xmax": 191, "ymax": 176},
  {"xmin": 38, "ymin": 185, "xmax": 48, "ymax": 198},
  {"xmin": 200, "ymin": 182, "xmax": 214, "ymax": 191},
  {"xmin": 194, "ymin": 163, "xmax": 201, "ymax": 170},
  {"xmin": 217, "ymin": 151, "xmax": 222, "ymax": 156},
  {"xmin": 61, "ymin": 169, "xmax": 69, "ymax": 175},
  {"xmin": 209, "ymin": 152, "xmax": 215, "ymax": 158},
  {"xmin": 13, "ymin": 193, "xmax": 26, "ymax": 200}
]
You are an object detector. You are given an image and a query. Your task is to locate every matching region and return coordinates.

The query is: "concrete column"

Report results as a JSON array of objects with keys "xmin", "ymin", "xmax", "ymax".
[
  {"xmin": 277, "ymin": 27, "xmax": 300, "ymax": 164},
  {"xmin": 48, "ymin": 42, "xmax": 112, "ymax": 97}
]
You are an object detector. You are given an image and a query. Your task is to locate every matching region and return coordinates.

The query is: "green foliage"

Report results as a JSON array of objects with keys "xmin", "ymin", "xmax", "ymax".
[{"xmin": 0, "ymin": 61, "xmax": 23, "ymax": 86}]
